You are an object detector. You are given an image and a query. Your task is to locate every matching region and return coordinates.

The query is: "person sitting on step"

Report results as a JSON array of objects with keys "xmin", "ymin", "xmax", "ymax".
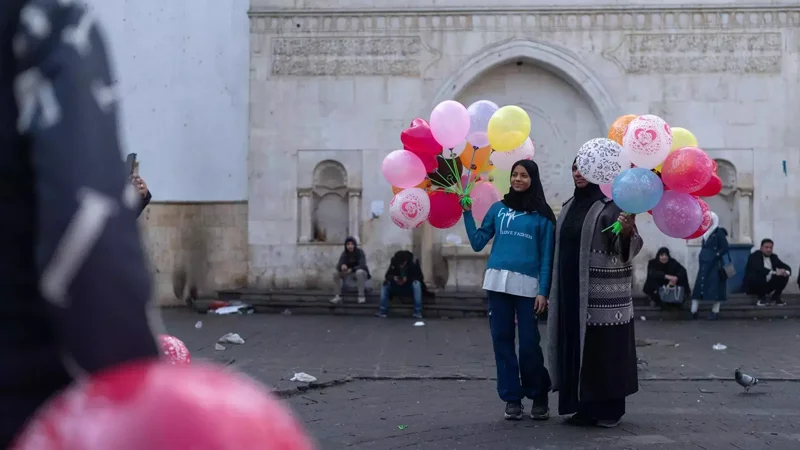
[
  {"xmin": 744, "ymin": 238, "xmax": 791, "ymax": 307},
  {"xmin": 376, "ymin": 251, "xmax": 424, "ymax": 320},
  {"xmin": 330, "ymin": 237, "xmax": 370, "ymax": 304}
]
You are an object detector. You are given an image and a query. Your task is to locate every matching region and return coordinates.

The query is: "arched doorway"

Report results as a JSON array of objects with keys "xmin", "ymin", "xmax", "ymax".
[{"xmin": 420, "ymin": 40, "xmax": 619, "ymax": 287}]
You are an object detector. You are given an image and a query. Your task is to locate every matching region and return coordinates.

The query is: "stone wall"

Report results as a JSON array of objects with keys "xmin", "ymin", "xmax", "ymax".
[
  {"xmin": 140, "ymin": 202, "xmax": 248, "ymax": 305},
  {"xmin": 248, "ymin": 3, "xmax": 800, "ymax": 292}
]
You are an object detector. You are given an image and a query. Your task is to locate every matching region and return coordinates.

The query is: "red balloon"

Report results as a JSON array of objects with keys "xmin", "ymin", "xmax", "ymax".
[
  {"xmin": 417, "ymin": 153, "xmax": 439, "ymax": 173},
  {"xmin": 691, "ymin": 173, "xmax": 722, "ymax": 197},
  {"xmin": 684, "ymin": 198, "xmax": 713, "ymax": 239},
  {"xmin": 661, "ymin": 147, "xmax": 714, "ymax": 193},
  {"xmin": 427, "ymin": 191, "xmax": 462, "ymax": 229},
  {"xmin": 12, "ymin": 362, "xmax": 315, "ymax": 450},
  {"xmin": 159, "ymin": 334, "xmax": 191, "ymax": 365},
  {"xmin": 401, "ymin": 118, "xmax": 442, "ymax": 157}
]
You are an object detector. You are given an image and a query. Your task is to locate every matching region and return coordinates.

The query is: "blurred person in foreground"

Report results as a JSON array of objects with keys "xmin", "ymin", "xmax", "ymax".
[{"xmin": 0, "ymin": 0, "xmax": 162, "ymax": 446}]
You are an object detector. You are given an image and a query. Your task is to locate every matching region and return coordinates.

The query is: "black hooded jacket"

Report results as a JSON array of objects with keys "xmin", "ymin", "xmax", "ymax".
[{"xmin": 0, "ymin": 1, "xmax": 160, "ymax": 445}]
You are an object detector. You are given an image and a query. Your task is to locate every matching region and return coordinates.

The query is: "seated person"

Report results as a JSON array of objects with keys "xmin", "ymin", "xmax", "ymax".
[
  {"xmin": 744, "ymin": 238, "xmax": 791, "ymax": 306},
  {"xmin": 376, "ymin": 251, "xmax": 423, "ymax": 319},
  {"xmin": 330, "ymin": 237, "xmax": 370, "ymax": 304},
  {"xmin": 643, "ymin": 247, "xmax": 690, "ymax": 308}
]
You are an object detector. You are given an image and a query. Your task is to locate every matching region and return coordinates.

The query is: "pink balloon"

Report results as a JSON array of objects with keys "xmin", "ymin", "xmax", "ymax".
[
  {"xmin": 660, "ymin": 147, "xmax": 714, "ymax": 193},
  {"xmin": 430, "ymin": 101, "xmax": 471, "ymax": 149},
  {"xmin": 159, "ymin": 335, "xmax": 191, "ymax": 365},
  {"xmin": 651, "ymin": 191, "xmax": 703, "ymax": 238},
  {"xmin": 469, "ymin": 182, "xmax": 502, "ymax": 223},
  {"xmin": 600, "ymin": 183, "xmax": 613, "ymax": 198},
  {"xmin": 390, "ymin": 188, "xmax": 430, "ymax": 229},
  {"xmin": 382, "ymin": 150, "xmax": 427, "ymax": 188}
]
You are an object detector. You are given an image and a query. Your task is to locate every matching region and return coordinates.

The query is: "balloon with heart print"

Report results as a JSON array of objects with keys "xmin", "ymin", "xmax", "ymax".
[
  {"xmin": 489, "ymin": 137, "xmax": 535, "ymax": 171},
  {"xmin": 466, "ymin": 100, "xmax": 499, "ymax": 148},
  {"xmin": 390, "ymin": 188, "xmax": 430, "ymax": 229},
  {"xmin": 621, "ymin": 115, "xmax": 673, "ymax": 169},
  {"xmin": 401, "ymin": 118, "xmax": 442, "ymax": 157}
]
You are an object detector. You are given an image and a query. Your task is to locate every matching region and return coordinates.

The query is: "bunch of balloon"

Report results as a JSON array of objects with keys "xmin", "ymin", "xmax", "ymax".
[
  {"xmin": 579, "ymin": 114, "xmax": 718, "ymax": 239},
  {"xmin": 384, "ymin": 99, "xmax": 533, "ymax": 229}
]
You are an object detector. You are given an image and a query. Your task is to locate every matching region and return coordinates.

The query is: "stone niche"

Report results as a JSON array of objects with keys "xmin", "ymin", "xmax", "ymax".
[{"xmin": 296, "ymin": 150, "xmax": 363, "ymax": 245}]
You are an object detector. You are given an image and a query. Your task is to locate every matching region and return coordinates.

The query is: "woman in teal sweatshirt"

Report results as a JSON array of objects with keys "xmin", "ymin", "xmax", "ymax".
[{"xmin": 463, "ymin": 159, "xmax": 555, "ymax": 421}]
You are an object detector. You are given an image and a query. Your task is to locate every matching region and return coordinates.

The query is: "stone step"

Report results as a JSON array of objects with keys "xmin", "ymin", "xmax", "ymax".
[{"xmin": 207, "ymin": 289, "xmax": 800, "ymax": 320}]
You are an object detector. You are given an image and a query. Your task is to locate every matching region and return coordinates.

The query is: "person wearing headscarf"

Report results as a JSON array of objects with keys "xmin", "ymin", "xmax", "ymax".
[
  {"xmin": 643, "ymin": 247, "xmax": 691, "ymax": 308},
  {"xmin": 462, "ymin": 160, "xmax": 555, "ymax": 421},
  {"xmin": 330, "ymin": 236, "xmax": 370, "ymax": 304},
  {"xmin": 691, "ymin": 212, "xmax": 729, "ymax": 319},
  {"xmin": 547, "ymin": 158, "xmax": 643, "ymax": 428}
]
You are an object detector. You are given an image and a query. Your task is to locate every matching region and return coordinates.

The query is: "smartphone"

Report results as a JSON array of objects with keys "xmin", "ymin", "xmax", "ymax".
[{"xmin": 124, "ymin": 153, "xmax": 137, "ymax": 176}]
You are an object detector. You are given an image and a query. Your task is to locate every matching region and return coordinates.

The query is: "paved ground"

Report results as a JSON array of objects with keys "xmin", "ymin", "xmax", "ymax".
[{"xmin": 161, "ymin": 310, "xmax": 800, "ymax": 449}]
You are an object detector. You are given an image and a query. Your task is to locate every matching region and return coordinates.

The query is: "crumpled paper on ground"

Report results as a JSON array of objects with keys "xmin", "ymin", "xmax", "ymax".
[
  {"xmin": 290, "ymin": 372, "xmax": 317, "ymax": 383},
  {"xmin": 218, "ymin": 333, "xmax": 245, "ymax": 345}
]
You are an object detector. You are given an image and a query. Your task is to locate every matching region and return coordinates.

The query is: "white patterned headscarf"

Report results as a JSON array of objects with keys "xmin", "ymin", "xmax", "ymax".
[{"xmin": 702, "ymin": 212, "xmax": 719, "ymax": 241}]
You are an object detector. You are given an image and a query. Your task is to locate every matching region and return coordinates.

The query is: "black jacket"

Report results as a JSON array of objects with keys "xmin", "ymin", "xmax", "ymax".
[
  {"xmin": 1, "ymin": 1, "xmax": 160, "ymax": 445},
  {"xmin": 744, "ymin": 251, "xmax": 791, "ymax": 293},
  {"xmin": 384, "ymin": 251, "xmax": 424, "ymax": 283}
]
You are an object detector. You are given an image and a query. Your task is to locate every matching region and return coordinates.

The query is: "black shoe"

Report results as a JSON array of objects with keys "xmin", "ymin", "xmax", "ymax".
[
  {"xmin": 774, "ymin": 298, "xmax": 787, "ymax": 306},
  {"xmin": 565, "ymin": 412, "xmax": 597, "ymax": 426},
  {"xmin": 504, "ymin": 402, "xmax": 523, "ymax": 420},
  {"xmin": 691, "ymin": 312, "xmax": 698, "ymax": 320},
  {"xmin": 530, "ymin": 404, "xmax": 550, "ymax": 420}
]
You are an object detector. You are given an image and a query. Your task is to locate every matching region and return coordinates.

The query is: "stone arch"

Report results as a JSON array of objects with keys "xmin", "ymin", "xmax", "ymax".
[
  {"xmin": 311, "ymin": 160, "xmax": 349, "ymax": 243},
  {"xmin": 431, "ymin": 39, "xmax": 621, "ymax": 131}
]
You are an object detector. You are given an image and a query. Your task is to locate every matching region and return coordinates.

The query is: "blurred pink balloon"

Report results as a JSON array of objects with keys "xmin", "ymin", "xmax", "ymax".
[
  {"xmin": 489, "ymin": 137, "xmax": 535, "ymax": 171},
  {"xmin": 469, "ymin": 182, "xmax": 501, "ymax": 223},
  {"xmin": 600, "ymin": 183, "xmax": 613, "ymax": 198},
  {"xmin": 651, "ymin": 191, "xmax": 703, "ymax": 238},
  {"xmin": 430, "ymin": 101, "xmax": 471, "ymax": 148},
  {"xmin": 382, "ymin": 150, "xmax": 427, "ymax": 188}
]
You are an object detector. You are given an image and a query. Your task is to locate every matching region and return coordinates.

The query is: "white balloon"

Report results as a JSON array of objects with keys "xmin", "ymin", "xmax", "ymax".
[
  {"xmin": 443, "ymin": 140, "xmax": 468, "ymax": 159},
  {"xmin": 621, "ymin": 115, "xmax": 673, "ymax": 169},
  {"xmin": 575, "ymin": 138, "xmax": 630, "ymax": 185},
  {"xmin": 489, "ymin": 137, "xmax": 535, "ymax": 171},
  {"xmin": 466, "ymin": 100, "xmax": 498, "ymax": 147},
  {"xmin": 390, "ymin": 188, "xmax": 430, "ymax": 229}
]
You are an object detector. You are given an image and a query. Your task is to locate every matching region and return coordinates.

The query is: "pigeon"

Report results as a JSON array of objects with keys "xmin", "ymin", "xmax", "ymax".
[{"xmin": 734, "ymin": 368, "xmax": 759, "ymax": 392}]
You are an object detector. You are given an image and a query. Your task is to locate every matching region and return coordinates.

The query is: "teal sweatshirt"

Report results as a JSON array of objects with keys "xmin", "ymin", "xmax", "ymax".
[{"xmin": 463, "ymin": 201, "xmax": 555, "ymax": 297}]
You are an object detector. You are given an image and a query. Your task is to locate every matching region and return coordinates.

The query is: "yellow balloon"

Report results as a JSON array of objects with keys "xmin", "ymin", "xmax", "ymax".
[
  {"xmin": 487, "ymin": 106, "xmax": 531, "ymax": 152},
  {"xmin": 487, "ymin": 167, "xmax": 511, "ymax": 194},
  {"xmin": 655, "ymin": 127, "xmax": 699, "ymax": 172},
  {"xmin": 670, "ymin": 127, "xmax": 698, "ymax": 151}
]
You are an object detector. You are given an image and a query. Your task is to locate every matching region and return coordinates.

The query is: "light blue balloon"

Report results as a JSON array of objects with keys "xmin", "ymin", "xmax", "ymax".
[{"xmin": 611, "ymin": 168, "xmax": 664, "ymax": 213}]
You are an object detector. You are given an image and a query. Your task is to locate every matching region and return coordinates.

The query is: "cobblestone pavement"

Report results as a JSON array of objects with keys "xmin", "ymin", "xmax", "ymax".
[
  {"xmin": 289, "ymin": 379, "xmax": 800, "ymax": 450},
  {"xmin": 162, "ymin": 310, "xmax": 800, "ymax": 391},
  {"xmin": 161, "ymin": 311, "xmax": 800, "ymax": 449}
]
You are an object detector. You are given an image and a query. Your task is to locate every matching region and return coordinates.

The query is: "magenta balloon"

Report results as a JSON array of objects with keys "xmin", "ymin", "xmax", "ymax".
[
  {"xmin": 381, "ymin": 150, "xmax": 427, "ymax": 188},
  {"xmin": 651, "ymin": 191, "xmax": 703, "ymax": 238},
  {"xmin": 469, "ymin": 182, "xmax": 501, "ymax": 223},
  {"xmin": 430, "ymin": 100, "xmax": 471, "ymax": 149},
  {"xmin": 599, "ymin": 183, "xmax": 613, "ymax": 198}
]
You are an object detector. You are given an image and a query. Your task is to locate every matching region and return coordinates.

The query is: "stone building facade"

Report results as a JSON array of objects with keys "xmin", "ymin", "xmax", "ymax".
[{"xmin": 247, "ymin": 1, "xmax": 800, "ymax": 294}]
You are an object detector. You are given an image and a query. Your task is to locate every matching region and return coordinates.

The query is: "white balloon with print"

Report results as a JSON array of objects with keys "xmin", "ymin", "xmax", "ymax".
[
  {"xmin": 575, "ymin": 138, "xmax": 630, "ymax": 185},
  {"xmin": 389, "ymin": 188, "xmax": 431, "ymax": 229},
  {"xmin": 621, "ymin": 114, "xmax": 673, "ymax": 169},
  {"xmin": 489, "ymin": 137, "xmax": 535, "ymax": 171}
]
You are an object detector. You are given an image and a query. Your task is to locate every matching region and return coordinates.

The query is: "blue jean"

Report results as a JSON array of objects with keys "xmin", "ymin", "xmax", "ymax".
[
  {"xmin": 487, "ymin": 290, "xmax": 551, "ymax": 404},
  {"xmin": 379, "ymin": 280, "xmax": 422, "ymax": 315}
]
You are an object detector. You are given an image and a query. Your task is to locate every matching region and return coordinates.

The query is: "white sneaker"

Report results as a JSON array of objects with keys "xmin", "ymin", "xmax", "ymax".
[
  {"xmin": 329, "ymin": 296, "xmax": 342, "ymax": 304},
  {"xmin": 357, "ymin": 297, "xmax": 366, "ymax": 304}
]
